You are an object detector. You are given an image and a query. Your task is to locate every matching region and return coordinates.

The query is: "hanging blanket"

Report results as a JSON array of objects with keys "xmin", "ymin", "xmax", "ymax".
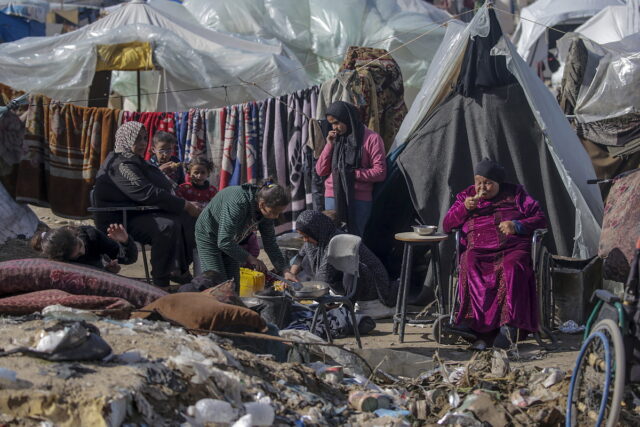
[
  {"xmin": 0, "ymin": 258, "xmax": 166, "ymax": 308},
  {"xmin": 4, "ymin": 95, "xmax": 120, "ymax": 218},
  {"xmin": 205, "ymin": 108, "xmax": 224, "ymax": 188}
]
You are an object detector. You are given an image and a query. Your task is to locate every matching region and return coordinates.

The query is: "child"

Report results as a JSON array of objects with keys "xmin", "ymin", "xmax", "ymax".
[
  {"xmin": 31, "ymin": 224, "xmax": 137, "ymax": 274},
  {"xmin": 149, "ymin": 131, "xmax": 184, "ymax": 185},
  {"xmin": 176, "ymin": 157, "xmax": 218, "ymax": 209}
]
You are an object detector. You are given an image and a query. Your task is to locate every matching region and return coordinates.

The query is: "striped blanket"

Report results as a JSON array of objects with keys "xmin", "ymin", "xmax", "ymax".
[{"xmin": 1, "ymin": 85, "xmax": 121, "ymax": 219}]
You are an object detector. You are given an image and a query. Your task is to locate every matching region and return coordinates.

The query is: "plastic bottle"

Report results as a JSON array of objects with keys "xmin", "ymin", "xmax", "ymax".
[
  {"xmin": 244, "ymin": 402, "xmax": 275, "ymax": 426},
  {"xmin": 194, "ymin": 399, "xmax": 235, "ymax": 424}
]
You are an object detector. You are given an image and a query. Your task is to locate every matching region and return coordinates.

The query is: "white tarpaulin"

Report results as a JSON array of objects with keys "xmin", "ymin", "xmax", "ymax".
[
  {"xmin": 0, "ymin": 0, "xmax": 310, "ymax": 111},
  {"xmin": 396, "ymin": 5, "xmax": 603, "ymax": 257},
  {"xmin": 513, "ymin": 0, "xmax": 625, "ymax": 67},
  {"xmin": 182, "ymin": 0, "xmax": 455, "ymax": 105},
  {"xmin": 558, "ymin": 32, "xmax": 640, "ymax": 122}
]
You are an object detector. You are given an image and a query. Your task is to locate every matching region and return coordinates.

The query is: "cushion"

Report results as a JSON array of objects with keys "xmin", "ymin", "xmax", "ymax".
[{"xmin": 131, "ymin": 293, "xmax": 266, "ymax": 333}]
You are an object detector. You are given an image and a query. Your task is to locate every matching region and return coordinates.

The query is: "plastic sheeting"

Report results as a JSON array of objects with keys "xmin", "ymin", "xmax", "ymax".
[
  {"xmin": 396, "ymin": 6, "xmax": 603, "ymax": 257},
  {"xmin": 573, "ymin": 5, "xmax": 634, "ymax": 44},
  {"xmin": 513, "ymin": 0, "xmax": 625, "ymax": 66},
  {"xmin": 0, "ymin": 0, "xmax": 310, "ymax": 111},
  {"xmin": 0, "ymin": 0, "xmax": 48, "ymax": 22},
  {"xmin": 558, "ymin": 33, "xmax": 640, "ymax": 122},
  {"xmin": 182, "ymin": 0, "xmax": 454, "ymax": 106}
]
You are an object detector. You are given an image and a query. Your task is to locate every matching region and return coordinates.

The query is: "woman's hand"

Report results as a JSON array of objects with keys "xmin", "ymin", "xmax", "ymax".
[
  {"xmin": 246, "ymin": 255, "xmax": 268, "ymax": 273},
  {"xmin": 326, "ymin": 130, "xmax": 338, "ymax": 144},
  {"xmin": 107, "ymin": 224, "xmax": 129, "ymax": 243},
  {"xmin": 499, "ymin": 221, "xmax": 516, "ymax": 235},
  {"xmin": 464, "ymin": 197, "xmax": 478, "ymax": 211},
  {"xmin": 104, "ymin": 259, "xmax": 121, "ymax": 274},
  {"xmin": 184, "ymin": 201, "xmax": 201, "ymax": 217},
  {"xmin": 284, "ymin": 271, "xmax": 299, "ymax": 283}
]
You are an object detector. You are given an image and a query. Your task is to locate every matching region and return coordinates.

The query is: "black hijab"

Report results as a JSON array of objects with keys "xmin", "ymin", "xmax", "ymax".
[
  {"xmin": 474, "ymin": 158, "xmax": 506, "ymax": 183},
  {"xmin": 325, "ymin": 101, "xmax": 364, "ymax": 231},
  {"xmin": 295, "ymin": 210, "xmax": 342, "ymax": 273}
]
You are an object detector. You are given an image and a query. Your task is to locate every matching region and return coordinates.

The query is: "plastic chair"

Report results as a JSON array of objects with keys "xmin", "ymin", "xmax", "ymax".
[
  {"xmin": 307, "ymin": 234, "xmax": 363, "ymax": 349},
  {"xmin": 87, "ymin": 189, "xmax": 158, "ymax": 283}
]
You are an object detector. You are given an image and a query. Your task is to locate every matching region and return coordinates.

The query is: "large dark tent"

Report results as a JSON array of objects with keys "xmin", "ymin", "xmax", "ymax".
[{"xmin": 366, "ymin": 5, "xmax": 603, "ymax": 302}]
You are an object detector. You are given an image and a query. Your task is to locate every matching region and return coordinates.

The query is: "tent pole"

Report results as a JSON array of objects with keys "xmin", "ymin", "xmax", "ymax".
[{"xmin": 137, "ymin": 70, "xmax": 141, "ymax": 112}]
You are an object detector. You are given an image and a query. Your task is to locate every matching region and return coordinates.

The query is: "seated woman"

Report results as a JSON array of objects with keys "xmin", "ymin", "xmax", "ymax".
[
  {"xmin": 443, "ymin": 159, "xmax": 547, "ymax": 349},
  {"xmin": 287, "ymin": 210, "xmax": 395, "ymax": 320},
  {"xmin": 93, "ymin": 121, "xmax": 201, "ymax": 287},
  {"xmin": 31, "ymin": 224, "xmax": 137, "ymax": 273}
]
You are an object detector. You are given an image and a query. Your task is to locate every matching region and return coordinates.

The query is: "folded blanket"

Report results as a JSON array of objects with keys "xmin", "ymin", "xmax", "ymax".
[
  {"xmin": 0, "ymin": 258, "xmax": 166, "ymax": 307},
  {"xmin": 0, "ymin": 289, "xmax": 132, "ymax": 315}
]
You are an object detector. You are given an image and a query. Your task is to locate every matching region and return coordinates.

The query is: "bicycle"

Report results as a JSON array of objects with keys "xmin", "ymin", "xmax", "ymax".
[{"xmin": 566, "ymin": 237, "xmax": 640, "ymax": 427}]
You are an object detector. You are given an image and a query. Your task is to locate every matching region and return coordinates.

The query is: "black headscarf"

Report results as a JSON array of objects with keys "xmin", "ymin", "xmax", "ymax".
[
  {"xmin": 325, "ymin": 101, "xmax": 364, "ymax": 231},
  {"xmin": 474, "ymin": 158, "xmax": 506, "ymax": 183},
  {"xmin": 296, "ymin": 210, "xmax": 342, "ymax": 273}
]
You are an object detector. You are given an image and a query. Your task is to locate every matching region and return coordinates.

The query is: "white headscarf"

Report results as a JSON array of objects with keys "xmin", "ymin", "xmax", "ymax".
[{"xmin": 114, "ymin": 121, "xmax": 146, "ymax": 154}]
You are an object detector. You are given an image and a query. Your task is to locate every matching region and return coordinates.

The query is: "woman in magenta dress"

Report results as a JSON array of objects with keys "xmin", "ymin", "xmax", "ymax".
[{"xmin": 443, "ymin": 159, "xmax": 547, "ymax": 349}]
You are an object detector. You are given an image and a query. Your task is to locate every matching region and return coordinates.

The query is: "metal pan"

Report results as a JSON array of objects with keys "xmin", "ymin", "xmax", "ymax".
[{"xmin": 293, "ymin": 281, "xmax": 330, "ymax": 299}]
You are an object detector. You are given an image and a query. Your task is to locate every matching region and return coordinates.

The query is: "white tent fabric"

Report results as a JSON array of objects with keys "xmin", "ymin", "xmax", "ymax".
[
  {"xmin": 397, "ymin": 6, "xmax": 603, "ymax": 257},
  {"xmin": 0, "ymin": 0, "xmax": 310, "ymax": 111},
  {"xmin": 558, "ymin": 32, "xmax": 640, "ymax": 122},
  {"xmin": 513, "ymin": 0, "xmax": 625, "ymax": 66},
  {"xmin": 0, "ymin": 182, "xmax": 38, "ymax": 245},
  {"xmin": 182, "ymin": 0, "xmax": 455, "ymax": 106},
  {"xmin": 572, "ymin": 0, "xmax": 640, "ymax": 44}
]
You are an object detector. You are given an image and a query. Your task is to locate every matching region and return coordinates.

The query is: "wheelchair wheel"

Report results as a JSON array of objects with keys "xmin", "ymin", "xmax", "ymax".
[{"xmin": 566, "ymin": 319, "xmax": 625, "ymax": 427}]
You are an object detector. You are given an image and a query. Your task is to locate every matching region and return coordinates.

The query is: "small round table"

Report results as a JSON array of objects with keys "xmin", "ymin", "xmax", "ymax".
[{"xmin": 393, "ymin": 232, "xmax": 449, "ymax": 343}]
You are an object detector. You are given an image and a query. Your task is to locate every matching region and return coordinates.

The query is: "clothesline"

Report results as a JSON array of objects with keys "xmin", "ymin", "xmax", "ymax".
[{"xmin": 5, "ymin": 9, "xmax": 476, "ymax": 110}]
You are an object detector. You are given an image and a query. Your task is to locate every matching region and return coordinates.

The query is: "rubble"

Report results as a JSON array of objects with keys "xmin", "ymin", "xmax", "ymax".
[{"xmin": 0, "ymin": 309, "xmax": 625, "ymax": 426}]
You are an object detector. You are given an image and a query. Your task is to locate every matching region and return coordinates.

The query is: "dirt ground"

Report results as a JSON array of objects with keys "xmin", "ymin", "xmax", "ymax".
[{"xmin": 3, "ymin": 206, "xmax": 583, "ymax": 375}]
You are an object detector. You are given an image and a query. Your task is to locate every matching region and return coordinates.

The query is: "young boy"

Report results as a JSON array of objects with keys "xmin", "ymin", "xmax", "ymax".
[{"xmin": 149, "ymin": 131, "xmax": 184, "ymax": 185}]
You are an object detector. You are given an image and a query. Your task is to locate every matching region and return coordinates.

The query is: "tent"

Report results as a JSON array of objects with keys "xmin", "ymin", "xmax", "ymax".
[
  {"xmin": 181, "ymin": 0, "xmax": 454, "ymax": 106},
  {"xmin": 0, "ymin": 0, "xmax": 48, "ymax": 42},
  {"xmin": 572, "ymin": 0, "xmax": 640, "ymax": 44},
  {"xmin": 0, "ymin": 0, "xmax": 310, "ymax": 111},
  {"xmin": 366, "ymin": 5, "xmax": 603, "ymax": 300},
  {"xmin": 513, "ymin": 0, "xmax": 625, "ymax": 73},
  {"xmin": 557, "ymin": 31, "xmax": 640, "ymax": 189}
]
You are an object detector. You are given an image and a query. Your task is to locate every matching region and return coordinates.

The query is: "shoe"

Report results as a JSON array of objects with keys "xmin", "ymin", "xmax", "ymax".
[
  {"xmin": 493, "ymin": 326, "xmax": 517, "ymax": 349},
  {"xmin": 468, "ymin": 339, "xmax": 488, "ymax": 351},
  {"xmin": 354, "ymin": 299, "xmax": 396, "ymax": 320}
]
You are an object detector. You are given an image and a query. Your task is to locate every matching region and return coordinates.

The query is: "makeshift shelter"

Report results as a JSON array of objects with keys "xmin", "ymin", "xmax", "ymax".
[
  {"xmin": 513, "ymin": 0, "xmax": 625, "ymax": 76},
  {"xmin": 182, "ymin": 0, "xmax": 453, "ymax": 106},
  {"xmin": 367, "ymin": 6, "xmax": 603, "ymax": 300},
  {"xmin": 0, "ymin": 0, "xmax": 48, "ymax": 42},
  {"xmin": 557, "ymin": 31, "xmax": 640, "ymax": 192},
  {"xmin": 0, "ymin": 0, "xmax": 310, "ymax": 111},
  {"xmin": 572, "ymin": 0, "xmax": 640, "ymax": 44}
]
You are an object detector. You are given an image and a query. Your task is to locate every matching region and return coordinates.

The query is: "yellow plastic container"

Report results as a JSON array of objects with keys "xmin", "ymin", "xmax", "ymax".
[{"xmin": 239, "ymin": 268, "xmax": 265, "ymax": 297}]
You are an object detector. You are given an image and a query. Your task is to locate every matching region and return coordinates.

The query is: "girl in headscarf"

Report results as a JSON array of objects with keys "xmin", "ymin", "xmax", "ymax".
[
  {"xmin": 315, "ymin": 101, "xmax": 387, "ymax": 236},
  {"xmin": 93, "ymin": 121, "xmax": 201, "ymax": 287},
  {"xmin": 443, "ymin": 159, "xmax": 547, "ymax": 350},
  {"xmin": 288, "ymin": 210, "xmax": 395, "ymax": 319}
]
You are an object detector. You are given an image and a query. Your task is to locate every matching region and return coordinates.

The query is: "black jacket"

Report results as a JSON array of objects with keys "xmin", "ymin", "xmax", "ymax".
[
  {"xmin": 75, "ymin": 225, "xmax": 138, "ymax": 269},
  {"xmin": 93, "ymin": 152, "xmax": 185, "ymax": 224}
]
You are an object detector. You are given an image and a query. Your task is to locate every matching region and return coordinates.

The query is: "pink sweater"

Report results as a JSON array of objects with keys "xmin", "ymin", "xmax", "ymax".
[{"xmin": 315, "ymin": 127, "xmax": 387, "ymax": 201}]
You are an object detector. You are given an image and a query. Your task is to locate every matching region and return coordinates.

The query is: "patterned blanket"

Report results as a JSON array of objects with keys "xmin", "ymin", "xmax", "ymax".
[
  {"xmin": 0, "ymin": 289, "xmax": 132, "ymax": 315},
  {"xmin": 0, "ymin": 259, "xmax": 166, "ymax": 312}
]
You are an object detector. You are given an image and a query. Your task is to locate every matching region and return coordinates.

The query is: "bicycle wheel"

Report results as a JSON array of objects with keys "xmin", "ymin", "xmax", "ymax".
[
  {"xmin": 566, "ymin": 319, "xmax": 625, "ymax": 427},
  {"xmin": 592, "ymin": 319, "xmax": 626, "ymax": 427},
  {"xmin": 566, "ymin": 331, "xmax": 612, "ymax": 427}
]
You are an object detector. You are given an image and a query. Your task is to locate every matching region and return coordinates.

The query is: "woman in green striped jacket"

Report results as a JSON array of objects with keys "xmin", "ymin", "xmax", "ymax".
[{"xmin": 195, "ymin": 181, "xmax": 291, "ymax": 286}]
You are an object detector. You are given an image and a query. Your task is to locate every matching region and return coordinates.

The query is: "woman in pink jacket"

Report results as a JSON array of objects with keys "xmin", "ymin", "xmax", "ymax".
[{"xmin": 315, "ymin": 101, "xmax": 387, "ymax": 236}]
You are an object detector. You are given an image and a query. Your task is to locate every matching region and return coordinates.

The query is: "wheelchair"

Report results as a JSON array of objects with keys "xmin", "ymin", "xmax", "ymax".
[
  {"xmin": 565, "ymin": 238, "xmax": 640, "ymax": 427},
  {"xmin": 433, "ymin": 228, "xmax": 557, "ymax": 349}
]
